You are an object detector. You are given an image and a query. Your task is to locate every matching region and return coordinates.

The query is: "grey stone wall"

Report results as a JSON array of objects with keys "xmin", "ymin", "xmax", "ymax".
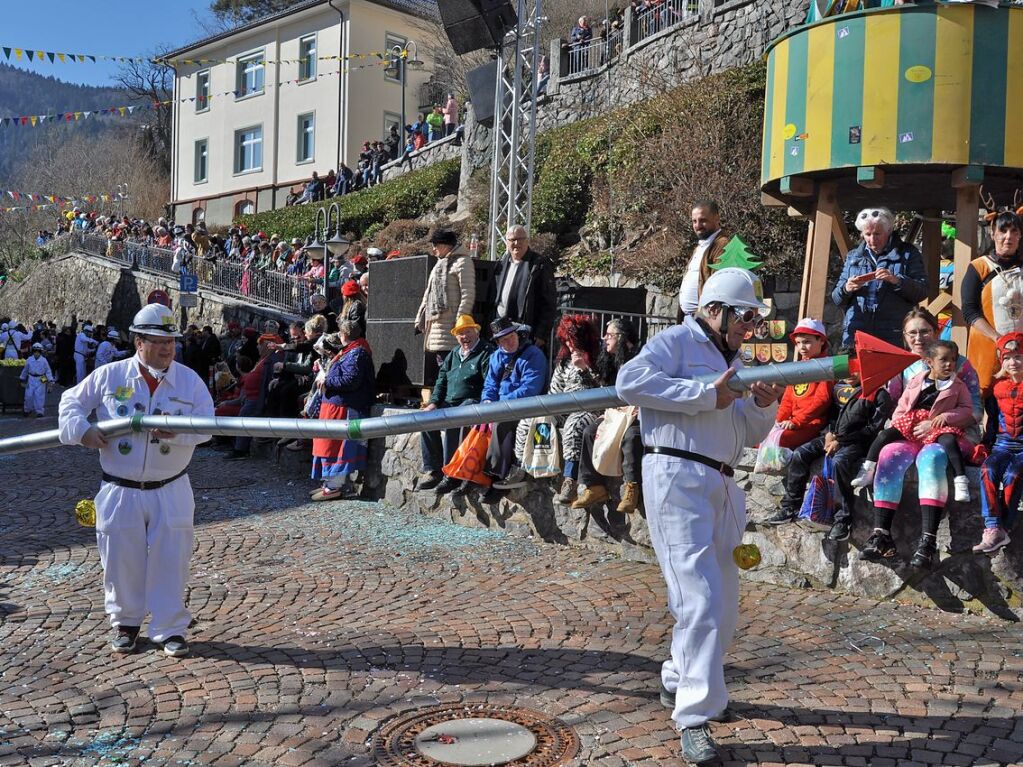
[
  {"xmin": 0, "ymin": 253, "xmax": 298, "ymax": 332},
  {"xmin": 370, "ymin": 407, "xmax": 1023, "ymax": 621}
]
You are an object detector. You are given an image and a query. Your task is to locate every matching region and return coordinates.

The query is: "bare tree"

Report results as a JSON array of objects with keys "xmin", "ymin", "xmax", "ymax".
[{"xmin": 115, "ymin": 57, "xmax": 174, "ymax": 176}]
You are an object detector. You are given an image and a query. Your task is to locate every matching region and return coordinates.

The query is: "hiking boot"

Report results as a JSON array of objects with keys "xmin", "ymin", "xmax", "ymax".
[
  {"xmin": 161, "ymin": 635, "xmax": 190, "ymax": 658},
  {"xmin": 556, "ymin": 477, "xmax": 577, "ymax": 504},
  {"xmin": 417, "ymin": 471, "xmax": 443, "ymax": 491},
  {"xmin": 434, "ymin": 476, "xmax": 461, "ymax": 495},
  {"xmin": 111, "ymin": 625, "xmax": 140, "ymax": 654},
  {"xmin": 861, "ymin": 529, "xmax": 896, "ymax": 561},
  {"xmin": 617, "ymin": 482, "xmax": 640, "ymax": 514},
  {"xmin": 571, "ymin": 484, "xmax": 609, "ymax": 510},
  {"xmin": 953, "ymin": 475, "xmax": 971, "ymax": 503},
  {"xmin": 826, "ymin": 520, "xmax": 851, "ymax": 542},
  {"xmin": 850, "ymin": 460, "xmax": 877, "ymax": 489},
  {"xmin": 680, "ymin": 724, "xmax": 718, "ymax": 765},
  {"xmin": 973, "ymin": 527, "xmax": 1011, "ymax": 554},
  {"xmin": 761, "ymin": 508, "xmax": 796, "ymax": 526},
  {"xmin": 910, "ymin": 534, "xmax": 938, "ymax": 569},
  {"xmin": 493, "ymin": 466, "xmax": 527, "ymax": 489}
]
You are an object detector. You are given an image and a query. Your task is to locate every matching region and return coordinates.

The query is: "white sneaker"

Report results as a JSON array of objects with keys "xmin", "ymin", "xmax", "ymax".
[
  {"xmin": 953, "ymin": 475, "xmax": 971, "ymax": 503},
  {"xmin": 850, "ymin": 460, "xmax": 877, "ymax": 489}
]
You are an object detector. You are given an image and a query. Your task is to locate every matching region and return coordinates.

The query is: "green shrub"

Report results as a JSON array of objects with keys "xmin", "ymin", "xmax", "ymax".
[{"xmin": 236, "ymin": 159, "xmax": 460, "ymax": 240}]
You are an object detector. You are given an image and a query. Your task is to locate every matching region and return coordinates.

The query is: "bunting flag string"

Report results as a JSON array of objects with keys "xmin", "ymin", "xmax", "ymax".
[
  {"xmin": 1, "ymin": 45, "xmax": 410, "ymax": 67},
  {"xmin": 0, "ymin": 189, "xmax": 123, "ymax": 214},
  {"xmin": 0, "ymin": 60, "xmax": 389, "ymax": 129}
]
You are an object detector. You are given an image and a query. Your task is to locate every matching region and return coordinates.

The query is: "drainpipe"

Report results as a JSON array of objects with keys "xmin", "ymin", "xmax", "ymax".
[
  {"xmin": 271, "ymin": 26, "xmax": 282, "ymax": 208},
  {"xmin": 329, "ymin": 0, "xmax": 346, "ymax": 171},
  {"xmin": 170, "ymin": 64, "xmax": 179, "ymax": 219}
]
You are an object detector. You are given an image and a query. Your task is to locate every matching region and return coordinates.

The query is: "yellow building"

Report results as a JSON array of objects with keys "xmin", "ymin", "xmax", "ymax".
[{"xmin": 167, "ymin": 0, "xmax": 438, "ymax": 226}]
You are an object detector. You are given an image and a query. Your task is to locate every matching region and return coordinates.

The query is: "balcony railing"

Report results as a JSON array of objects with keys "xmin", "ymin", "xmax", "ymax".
[
  {"xmin": 634, "ymin": 0, "xmax": 698, "ymax": 44},
  {"xmin": 74, "ymin": 234, "xmax": 314, "ymax": 316},
  {"xmin": 567, "ymin": 28, "xmax": 625, "ymax": 76}
]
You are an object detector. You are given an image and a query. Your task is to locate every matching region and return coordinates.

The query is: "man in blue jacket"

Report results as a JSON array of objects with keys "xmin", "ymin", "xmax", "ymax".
[{"xmin": 480, "ymin": 316, "xmax": 547, "ymax": 502}]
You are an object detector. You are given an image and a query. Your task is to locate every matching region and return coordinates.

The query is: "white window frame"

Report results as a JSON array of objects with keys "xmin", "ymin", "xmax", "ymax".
[
  {"xmin": 194, "ymin": 138, "xmax": 209, "ymax": 184},
  {"xmin": 298, "ymin": 34, "xmax": 317, "ymax": 82},
  {"xmin": 233, "ymin": 125, "xmax": 263, "ymax": 175},
  {"xmin": 383, "ymin": 111, "xmax": 402, "ymax": 138},
  {"xmin": 235, "ymin": 49, "xmax": 265, "ymax": 99},
  {"xmin": 384, "ymin": 32, "xmax": 407, "ymax": 84},
  {"xmin": 236, "ymin": 200, "xmax": 255, "ymax": 217},
  {"xmin": 195, "ymin": 69, "xmax": 211, "ymax": 113},
  {"xmin": 297, "ymin": 112, "xmax": 315, "ymax": 164}
]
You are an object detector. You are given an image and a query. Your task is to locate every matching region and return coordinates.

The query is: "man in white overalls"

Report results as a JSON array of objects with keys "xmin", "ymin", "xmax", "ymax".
[
  {"xmin": 73, "ymin": 323, "xmax": 97, "ymax": 383},
  {"xmin": 20, "ymin": 343, "xmax": 53, "ymax": 417},
  {"xmin": 59, "ymin": 303, "xmax": 214, "ymax": 657},
  {"xmin": 616, "ymin": 268, "xmax": 783, "ymax": 764}
]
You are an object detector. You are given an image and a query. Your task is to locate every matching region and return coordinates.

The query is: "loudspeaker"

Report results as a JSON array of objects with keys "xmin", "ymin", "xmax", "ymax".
[
  {"xmin": 437, "ymin": 0, "xmax": 517, "ymax": 55},
  {"xmin": 466, "ymin": 60, "xmax": 500, "ymax": 126},
  {"xmin": 367, "ymin": 256, "xmax": 501, "ymax": 388}
]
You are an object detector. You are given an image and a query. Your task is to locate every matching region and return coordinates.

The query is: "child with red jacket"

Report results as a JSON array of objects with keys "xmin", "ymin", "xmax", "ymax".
[{"xmin": 774, "ymin": 318, "xmax": 833, "ymax": 449}]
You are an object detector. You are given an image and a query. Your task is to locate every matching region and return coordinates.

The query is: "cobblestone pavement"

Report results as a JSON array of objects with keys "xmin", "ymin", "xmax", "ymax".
[{"xmin": 1, "ymin": 409, "xmax": 1022, "ymax": 767}]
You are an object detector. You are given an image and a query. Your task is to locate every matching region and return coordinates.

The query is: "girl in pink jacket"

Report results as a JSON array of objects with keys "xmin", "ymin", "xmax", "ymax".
[{"xmin": 853, "ymin": 340, "xmax": 976, "ymax": 502}]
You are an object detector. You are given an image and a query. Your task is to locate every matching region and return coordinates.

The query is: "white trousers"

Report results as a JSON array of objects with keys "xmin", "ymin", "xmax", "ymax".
[
  {"xmin": 642, "ymin": 454, "xmax": 745, "ymax": 729},
  {"xmin": 75, "ymin": 353, "xmax": 87, "ymax": 384},
  {"xmin": 23, "ymin": 379, "xmax": 46, "ymax": 414},
  {"xmin": 94, "ymin": 475, "xmax": 195, "ymax": 642}
]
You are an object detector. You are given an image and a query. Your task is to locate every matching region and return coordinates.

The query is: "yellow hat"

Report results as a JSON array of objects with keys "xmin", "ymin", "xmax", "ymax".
[{"xmin": 450, "ymin": 314, "xmax": 480, "ymax": 336}]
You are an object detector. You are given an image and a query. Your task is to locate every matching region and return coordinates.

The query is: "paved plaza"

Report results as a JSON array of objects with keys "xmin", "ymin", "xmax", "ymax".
[{"xmin": 1, "ymin": 410, "xmax": 1022, "ymax": 767}]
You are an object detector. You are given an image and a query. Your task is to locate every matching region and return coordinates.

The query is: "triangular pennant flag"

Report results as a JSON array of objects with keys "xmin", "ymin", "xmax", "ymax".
[
  {"xmin": 87, "ymin": 55, "xmax": 96, "ymax": 63},
  {"xmin": 14, "ymin": 48, "xmax": 23, "ymax": 60},
  {"xmin": 77, "ymin": 54, "xmax": 85, "ymax": 63},
  {"xmin": 118, "ymin": 107, "xmax": 126, "ymax": 116},
  {"xmin": 2, "ymin": 48, "xmax": 10, "ymax": 60},
  {"xmin": 35, "ymin": 51, "xmax": 44, "ymax": 61},
  {"xmin": 29, "ymin": 116, "xmax": 37, "ymax": 126},
  {"xmin": 46, "ymin": 52, "xmax": 55, "ymax": 63},
  {"xmin": 57, "ymin": 53, "xmax": 65, "ymax": 63}
]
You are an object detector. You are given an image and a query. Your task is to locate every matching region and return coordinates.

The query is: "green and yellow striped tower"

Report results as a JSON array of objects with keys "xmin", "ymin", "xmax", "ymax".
[{"xmin": 762, "ymin": 3, "xmax": 1023, "ymax": 208}]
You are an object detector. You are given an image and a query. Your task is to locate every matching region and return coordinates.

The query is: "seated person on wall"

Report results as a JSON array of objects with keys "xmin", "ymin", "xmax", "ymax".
[
  {"xmin": 962, "ymin": 210, "xmax": 1023, "ymax": 404},
  {"xmin": 773, "ymin": 318, "xmax": 834, "ymax": 449},
  {"xmin": 831, "ymin": 206, "xmax": 928, "ymax": 349},
  {"xmin": 857, "ymin": 340, "xmax": 979, "ymax": 570},
  {"xmin": 479, "ymin": 317, "xmax": 547, "ymax": 503},
  {"xmin": 761, "ymin": 345, "xmax": 894, "ymax": 535},
  {"xmin": 417, "ymin": 314, "xmax": 495, "ymax": 495},
  {"xmin": 573, "ymin": 318, "xmax": 643, "ymax": 514},
  {"xmin": 530, "ymin": 314, "xmax": 602, "ymax": 504},
  {"xmin": 975, "ymin": 332, "xmax": 1023, "ymax": 555}
]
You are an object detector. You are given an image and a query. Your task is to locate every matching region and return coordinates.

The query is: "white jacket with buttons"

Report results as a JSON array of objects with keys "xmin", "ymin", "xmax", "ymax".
[{"xmin": 59, "ymin": 355, "xmax": 215, "ymax": 482}]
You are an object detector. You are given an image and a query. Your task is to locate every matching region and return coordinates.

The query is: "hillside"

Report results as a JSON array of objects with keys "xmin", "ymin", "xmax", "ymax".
[{"xmin": 0, "ymin": 63, "xmax": 131, "ymax": 181}]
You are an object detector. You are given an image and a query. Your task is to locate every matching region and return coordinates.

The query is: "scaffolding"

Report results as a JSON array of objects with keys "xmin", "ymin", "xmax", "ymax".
[{"xmin": 487, "ymin": 0, "xmax": 543, "ymax": 260}]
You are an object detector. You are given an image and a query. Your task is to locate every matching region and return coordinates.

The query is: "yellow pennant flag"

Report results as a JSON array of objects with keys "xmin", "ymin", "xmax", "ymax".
[
  {"xmin": 30, "ymin": 116, "xmax": 37, "ymax": 126},
  {"xmin": 118, "ymin": 107, "xmax": 126, "ymax": 116},
  {"xmin": 14, "ymin": 49, "xmax": 22, "ymax": 60},
  {"xmin": 57, "ymin": 53, "xmax": 65, "ymax": 63},
  {"xmin": 74, "ymin": 111, "xmax": 82, "ymax": 120}
]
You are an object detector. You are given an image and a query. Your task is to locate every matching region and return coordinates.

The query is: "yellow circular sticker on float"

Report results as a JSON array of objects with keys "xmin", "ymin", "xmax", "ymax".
[
  {"xmin": 904, "ymin": 66, "xmax": 932, "ymax": 84},
  {"xmin": 783, "ymin": 123, "xmax": 797, "ymax": 140}
]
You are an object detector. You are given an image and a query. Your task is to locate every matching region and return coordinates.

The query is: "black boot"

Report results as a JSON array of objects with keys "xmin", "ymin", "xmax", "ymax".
[{"xmin": 910, "ymin": 533, "xmax": 938, "ymax": 569}]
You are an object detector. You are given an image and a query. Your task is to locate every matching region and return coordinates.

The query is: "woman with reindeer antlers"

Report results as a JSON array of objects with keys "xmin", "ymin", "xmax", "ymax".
[{"xmin": 962, "ymin": 190, "xmax": 1023, "ymax": 399}]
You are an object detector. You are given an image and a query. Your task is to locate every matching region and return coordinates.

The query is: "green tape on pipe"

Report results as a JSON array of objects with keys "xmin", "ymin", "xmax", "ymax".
[
  {"xmin": 130, "ymin": 414, "xmax": 144, "ymax": 433},
  {"xmin": 348, "ymin": 419, "xmax": 363, "ymax": 439},
  {"xmin": 831, "ymin": 354, "xmax": 850, "ymax": 381}
]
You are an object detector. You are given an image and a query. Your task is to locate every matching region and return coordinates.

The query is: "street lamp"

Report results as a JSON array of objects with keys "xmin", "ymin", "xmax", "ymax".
[
  {"xmin": 312, "ymin": 201, "xmax": 352, "ymax": 301},
  {"xmin": 383, "ymin": 40, "xmax": 423, "ymax": 139}
]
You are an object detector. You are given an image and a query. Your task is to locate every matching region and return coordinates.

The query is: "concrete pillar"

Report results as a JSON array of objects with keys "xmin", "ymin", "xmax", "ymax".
[{"xmin": 548, "ymin": 38, "xmax": 565, "ymax": 94}]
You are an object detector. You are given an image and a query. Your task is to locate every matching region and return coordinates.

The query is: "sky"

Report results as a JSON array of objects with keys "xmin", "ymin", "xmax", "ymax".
[{"xmin": 2, "ymin": 0, "xmax": 216, "ymax": 88}]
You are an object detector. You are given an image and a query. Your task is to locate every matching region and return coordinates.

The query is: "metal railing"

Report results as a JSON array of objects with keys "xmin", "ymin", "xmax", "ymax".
[
  {"xmin": 567, "ymin": 29, "xmax": 625, "ymax": 76},
  {"xmin": 635, "ymin": 0, "xmax": 699, "ymax": 43},
  {"xmin": 72, "ymin": 233, "xmax": 309, "ymax": 315}
]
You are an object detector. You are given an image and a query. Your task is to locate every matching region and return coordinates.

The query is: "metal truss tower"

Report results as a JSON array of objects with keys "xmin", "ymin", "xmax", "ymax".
[{"xmin": 488, "ymin": 0, "xmax": 543, "ymax": 260}]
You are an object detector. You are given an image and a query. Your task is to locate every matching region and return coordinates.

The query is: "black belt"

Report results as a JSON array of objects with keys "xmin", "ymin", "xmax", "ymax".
[
  {"xmin": 101, "ymin": 468, "xmax": 187, "ymax": 490},
  {"xmin": 644, "ymin": 446, "xmax": 734, "ymax": 477}
]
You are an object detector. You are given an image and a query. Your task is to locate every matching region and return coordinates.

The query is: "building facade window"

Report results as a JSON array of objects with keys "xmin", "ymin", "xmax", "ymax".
[
  {"xmin": 234, "ymin": 125, "xmax": 263, "ymax": 173},
  {"xmin": 383, "ymin": 112, "xmax": 402, "ymax": 138},
  {"xmin": 298, "ymin": 34, "xmax": 316, "ymax": 81},
  {"xmin": 196, "ymin": 70, "xmax": 210, "ymax": 112},
  {"xmin": 192, "ymin": 207, "xmax": 205, "ymax": 224},
  {"xmin": 235, "ymin": 200, "xmax": 255, "ymax": 217},
  {"xmin": 297, "ymin": 113, "xmax": 315, "ymax": 163},
  {"xmin": 194, "ymin": 138, "xmax": 208, "ymax": 183},
  {"xmin": 384, "ymin": 32, "xmax": 407, "ymax": 83},
  {"xmin": 236, "ymin": 51, "xmax": 265, "ymax": 97}
]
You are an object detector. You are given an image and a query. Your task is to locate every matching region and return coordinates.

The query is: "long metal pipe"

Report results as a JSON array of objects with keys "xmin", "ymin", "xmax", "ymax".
[{"xmin": 0, "ymin": 355, "xmax": 850, "ymax": 457}]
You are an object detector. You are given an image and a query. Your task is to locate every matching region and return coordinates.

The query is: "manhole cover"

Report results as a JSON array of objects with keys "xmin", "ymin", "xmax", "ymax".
[{"xmin": 373, "ymin": 704, "xmax": 579, "ymax": 766}]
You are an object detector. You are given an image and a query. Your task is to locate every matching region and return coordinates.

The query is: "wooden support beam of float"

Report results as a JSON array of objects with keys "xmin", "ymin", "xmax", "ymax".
[
  {"xmin": 799, "ymin": 181, "xmax": 838, "ymax": 320},
  {"xmin": 951, "ymin": 165, "xmax": 985, "ymax": 189},
  {"xmin": 952, "ymin": 185, "xmax": 979, "ymax": 352},
  {"xmin": 780, "ymin": 176, "xmax": 815, "ymax": 198},
  {"xmin": 920, "ymin": 209, "xmax": 942, "ymax": 302},
  {"xmin": 831, "ymin": 215, "xmax": 853, "ymax": 257},
  {"xmin": 925, "ymin": 291, "xmax": 953, "ymax": 318},
  {"xmin": 856, "ymin": 166, "xmax": 885, "ymax": 189},
  {"xmin": 761, "ymin": 191, "xmax": 788, "ymax": 208}
]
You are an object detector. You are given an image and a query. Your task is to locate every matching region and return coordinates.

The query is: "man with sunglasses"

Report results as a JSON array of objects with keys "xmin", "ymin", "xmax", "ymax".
[
  {"xmin": 58, "ymin": 303, "xmax": 215, "ymax": 658},
  {"xmin": 616, "ymin": 268, "xmax": 784, "ymax": 765}
]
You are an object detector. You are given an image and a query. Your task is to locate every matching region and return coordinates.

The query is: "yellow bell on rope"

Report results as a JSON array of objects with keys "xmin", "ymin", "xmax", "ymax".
[
  {"xmin": 74, "ymin": 499, "xmax": 96, "ymax": 527},
  {"xmin": 732, "ymin": 543, "xmax": 761, "ymax": 570}
]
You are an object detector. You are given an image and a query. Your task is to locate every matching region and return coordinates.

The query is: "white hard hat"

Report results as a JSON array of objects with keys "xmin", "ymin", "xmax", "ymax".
[
  {"xmin": 366, "ymin": 247, "xmax": 384, "ymax": 257},
  {"xmin": 0, "ymin": 323, "xmax": 7, "ymax": 332},
  {"xmin": 31, "ymin": 343, "xmax": 43, "ymax": 351},
  {"xmin": 698, "ymin": 268, "xmax": 769, "ymax": 315},
  {"xmin": 82, "ymin": 323, "xmax": 94, "ymax": 333},
  {"xmin": 107, "ymin": 329, "xmax": 120, "ymax": 339},
  {"xmin": 129, "ymin": 303, "xmax": 181, "ymax": 337}
]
